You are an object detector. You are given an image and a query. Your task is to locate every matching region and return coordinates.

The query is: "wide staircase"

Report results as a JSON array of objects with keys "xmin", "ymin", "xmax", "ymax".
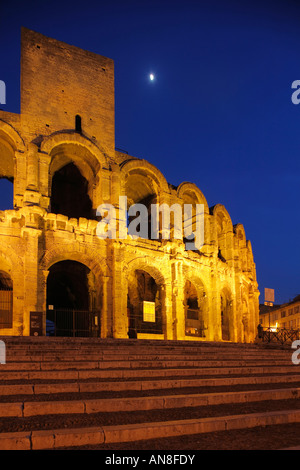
[{"xmin": 0, "ymin": 336, "xmax": 300, "ymax": 450}]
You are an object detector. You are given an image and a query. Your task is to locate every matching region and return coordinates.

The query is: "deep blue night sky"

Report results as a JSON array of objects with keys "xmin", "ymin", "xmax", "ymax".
[{"xmin": 0, "ymin": 0, "xmax": 299, "ymax": 304}]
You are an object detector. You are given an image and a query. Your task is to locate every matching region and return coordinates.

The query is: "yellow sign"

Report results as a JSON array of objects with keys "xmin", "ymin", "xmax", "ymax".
[{"xmin": 143, "ymin": 301, "xmax": 155, "ymax": 322}]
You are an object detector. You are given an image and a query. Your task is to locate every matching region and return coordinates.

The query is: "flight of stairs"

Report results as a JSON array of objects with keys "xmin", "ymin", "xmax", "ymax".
[{"xmin": 0, "ymin": 336, "xmax": 299, "ymax": 450}]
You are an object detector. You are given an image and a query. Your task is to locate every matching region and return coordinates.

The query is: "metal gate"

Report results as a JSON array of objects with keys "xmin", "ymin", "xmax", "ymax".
[
  {"xmin": 0, "ymin": 289, "xmax": 13, "ymax": 329},
  {"xmin": 46, "ymin": 309, "xmax": 101, "ymax": 337},
  {"xmin": 185, "ymin": 308, "xmax": 207, "ymax": 338}
]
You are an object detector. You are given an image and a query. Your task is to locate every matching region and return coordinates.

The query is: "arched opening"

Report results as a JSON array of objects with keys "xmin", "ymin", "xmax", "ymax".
[
  {"xmin": 184, "ymin": 280, "xmax": 207, "ymax": 337},
  {"xmin": 125, "ymin": 172, "xmax": 158, "ymax": 240},
  {"xmin": 0, "ymin": 131, "xmax": 15, "ymax": 210},
  {"xmin": 46, "ymin": 260, "xmax": 100, "ymax": 337},
  {"xmin": 0, "ymin": 271, "xmax": 13, "ymax": 329},
  {"xmin": 177, "ymin": 184, "xmax": 208, "ymax": 252},
  {"xmin": 216, "ymin": 214, "xmax": 227, "ymax": 262},
  {"xmin": 127, "ymin": 269, "xmax": 164, "ymax": 337},
  {"xmin": 213, "ymin": 206, "xmax": 233, "ymax": 264},
  {"xmin": 51, "ymin": 162, "xmax": 93, "ymax": 219},
  {"xmin": 220, "ymin": 288, "xmax": 232, "ymax": 341},
  {"xmin": 0, "ymin": 178, "xmax": 13, "ymax": 210},
  {"xmin": 181, "ymin": 192, "xmax": 200, "ymax": 251}
]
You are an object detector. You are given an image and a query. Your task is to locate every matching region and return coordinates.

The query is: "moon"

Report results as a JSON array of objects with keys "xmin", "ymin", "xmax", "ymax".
[{"xmin": 149, "ymin": 73, "xmax": 155, "ymax": 81}]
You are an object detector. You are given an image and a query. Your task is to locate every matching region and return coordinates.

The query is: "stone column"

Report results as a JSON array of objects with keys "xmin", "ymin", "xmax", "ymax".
[
  {"xmin": 171, "ymin": 257, "xmax": 185, "ymax": 340},
  {"xmin": 14, "ymin": 150, "xmax": 26, "ymax": 209},
  {"xmin": 39, "ymin": 152, "xmax": 51, "ymax": 210},
  {"xmin": 24, "ymin": 143, "xmax": 40, "ymax": 206},
  {"xmin": 21, "ymin": 226, "xmax": 42, "ymax": 336},
  {"xmin": 111, "ymin": 241, "xmax": 128, "ymax": 338}
]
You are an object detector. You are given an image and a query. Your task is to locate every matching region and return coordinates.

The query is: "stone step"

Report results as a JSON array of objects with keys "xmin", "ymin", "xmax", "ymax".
[
  {"xmin": 0, "ymin": 387, "xmax": 299, "ymax": 418},
  {"xmin": 1, "ymin": 373, "xmax": 300, "ymax": 397},
  {"xmin": 0, "ymin": 364, "xmax": 298, "ymax": 382},
  {"xmin": 1, "ymin": 408, "xmax": 300, "ymax": 450},
  {"xmin": 0, "ymin": 337, "xmax": 297, "ymax": 450},
  {"xmin": 1, "ymin": 337, "xmax": 290, "ymax": 355},
  {"xmin": 4, "ymin": 351, "xmax": 292, "ymax": 364},
  {"xmin": 4, "ymin": 342, "xmax": 290, "ymax": 354},
  {"xmin": 4, "ymin": 360, "xmax": 292, "ymax": 372},
  {"xmin": 0, "ymin": 359, "xmax": 297, "ymax": 372}
]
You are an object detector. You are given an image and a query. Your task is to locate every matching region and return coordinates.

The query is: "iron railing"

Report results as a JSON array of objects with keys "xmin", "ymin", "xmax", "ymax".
[
  {"xmin": 127, "ymin": 311, "xmax": 164, "ymax": 338},
  {"xmin": 259, "ymin": 327, "xmax": 300, "ymax": 345},
  {"xmin": 46, "ymin": 309, "xmax": 101, "ymax": 337}
]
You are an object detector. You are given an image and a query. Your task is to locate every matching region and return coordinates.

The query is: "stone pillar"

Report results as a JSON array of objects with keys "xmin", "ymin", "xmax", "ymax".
[
  {"xmin": 163, "ymin": 282, "xmax": 174, "ymax": 340},
  {"xmin": 100, "ymin": 275, "xmax": 110, "ymax": 338},
  {"xmin": 24, "ymin": 143, "xmax": 41, "ymax": 206},
  {"xmin": 112, "ymin": 241, "xmax": 128, "ymax": 338},
  {"xmin": 21, "ymin": 226, "xmax": 42, "ymax": 336},
  {"xmin": 210, "ymin": 265, "xmax": 221, "ymax": 342},
  {"xmin": 14, "ymin": 151, "xmax": 26, "ymax": 209},
  {"xmin": 39, "ymin": 152, "xmax": 51, "ymax": 210},
  {"xmin": 171, "ymin": 258, "xmax": 185, "ymax": 340},
  {"xmin": 41, "ymin": 269, "xmax": 49, "ymax": 336}
]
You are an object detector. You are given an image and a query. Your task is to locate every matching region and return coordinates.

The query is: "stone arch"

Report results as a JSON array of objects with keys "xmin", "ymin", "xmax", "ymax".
[
  {"xmin": 0, "ymin": 120, "xmax": 25, "ymax": 152},
  {"xmin": 125, "ymin": 258, "xmax": 167, "ymax": 338},
  {"xmin": 41, "ymin": 131, "xmax": 107, "ymax": 167},
  {"xmin": 0, "ymin": 248, "xmax": 23, "ymax": 331},
  {"xmin": 126, "ymin": 257, "xmax": 168, "ymax": 285},
  {"xmin": 40, "ymin": 244, "xmax": 106, "ymax": 279},
  {"xmin": 48, "ymin": 143, "xmax": 100, "ymax": 219},
  {"xmin": 120, "ymin": 159, "xmax": 169, "ymax": 241},
  {"xmin": 177, "ymin": 182, "xmax": 209, "ymax": 214},
  {"xmin": 177, "ymin": 182, "xmax": 209, "ymax": 250},
  {"xmin": 234, "ymin": 223, "xmax": 246, "ymax": 242},
  {"xmin": 183, "ymin": 274, "xmax": 208, "ymax": 338},
  {"xmin": 41, "ymin": 133, "xmax": 106, "ymax": 217},
  {"xmin": 212, "ymin": 204, "xmax": 233, "ymax": 263},
  {"xmin": 120, "ymin": 159, "xmax": 169, "ymax": 199},
  {"xmin": 0, "ymin": 121, "xmax": 24, "ymax": 210},
  {"xmin": 43, "ymin": 247, "xmax": 105, "ymax": 337},
  {"xmin": 50, "ymin": 160, "xmax": 94, "ymax": 219}
]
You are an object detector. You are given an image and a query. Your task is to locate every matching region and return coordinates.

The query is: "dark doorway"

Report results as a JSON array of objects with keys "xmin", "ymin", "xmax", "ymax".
[
  {"xmin": 51, "ymin": 162, "xmax": 93, "ymax": 219},
  {"xmin": 184, "ymin": 280, "xmax": 206, "ymax": 338},
  {"xmin": 0, "ymin": 271, "xmax": 13, "ymax": 328},
  {"xmin": 46, "ymin": 260, "xmax": 100, "ymax": 337},
  {"xmin": 127, "ymin": 269, "xmax": 163, "ymax": 336}
]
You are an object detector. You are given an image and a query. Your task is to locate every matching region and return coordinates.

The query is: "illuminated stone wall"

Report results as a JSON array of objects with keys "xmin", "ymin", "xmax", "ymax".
[{"xmin": 0, "ymin": 29, "xmax": 259, "ymax": 342}]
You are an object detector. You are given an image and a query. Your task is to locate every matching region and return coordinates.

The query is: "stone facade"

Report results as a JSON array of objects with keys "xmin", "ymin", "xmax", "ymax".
[{"xmin": 0, "ymin": 28, "xmax": 259, "ymax": 341}]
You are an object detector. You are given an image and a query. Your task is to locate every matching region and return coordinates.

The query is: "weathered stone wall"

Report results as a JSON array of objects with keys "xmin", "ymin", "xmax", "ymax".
[{"xmin": 0, "ymin": 29, "xmax": 259, "ymax": 342}]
